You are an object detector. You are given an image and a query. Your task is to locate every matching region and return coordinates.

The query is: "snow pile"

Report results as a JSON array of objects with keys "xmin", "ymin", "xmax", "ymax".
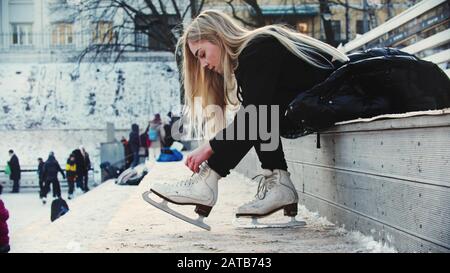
[
  {"xmin": 0, "ymin": 62, "xmax": 180, "ymax": 130},
  {"xmin": 7, "ymin": 179, "xmax": 137, "ymax": 253}
]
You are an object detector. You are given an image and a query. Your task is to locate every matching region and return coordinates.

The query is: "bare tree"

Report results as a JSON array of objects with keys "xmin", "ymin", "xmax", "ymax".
[
  {"xmin": 50, "ymin": 0, "xmax": 205, "ymax": 103},
  {"xmin": 50, "ymin": 0, "xmax": 205, "ymax": 63}
]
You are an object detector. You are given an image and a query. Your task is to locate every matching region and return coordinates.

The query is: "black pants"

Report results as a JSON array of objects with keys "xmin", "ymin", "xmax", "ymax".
[
  {"xmin": 208, "ymin": 105, "xmax": 289, "ymax": 178},
  {"xmin": 208, "ymin": 139, "xmax": 288, "ymax": 177},
  {"xmin": 12, "ymin": 179, "xmax": 20, "ymax": 193},
  {"xmin": 44, "ymin": 179, "xmax": 61, "ymax": 198},
  {"xmin": 83, "ymin": 172, "xmax": 89, "ymax": 191},
  {"xmin": 39, "ymin": 179, "xmax": 45, "ymax": 198},
  {"xmin": 67, "ymin": 177, "xmax": 76, "ymax": 195},
  {"xmin": 131, "ymin": 152, "xmax": 140, "ymax": 168},
  {"xmin": 75, "ymin": 175, "xmax": 83, "ymax": 189}
]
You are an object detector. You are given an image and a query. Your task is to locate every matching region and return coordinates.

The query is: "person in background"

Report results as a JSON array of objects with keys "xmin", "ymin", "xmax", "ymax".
[
  {"xmin": 0, "ymin": 198, "xmax": 10, "ymax": 253},
  {"xmin": 71, "ymin": 148, "xmax": 86, "ymax": 194},
  {"xmin": 141, "ymin": 124, "xmax": 151, "ymax": 159},
  {"xmin": 37, "ymin": 158, "xmax": 46, "ymax": 204},
  {"xmin": 148, "ymin": 114, "xmax": 163, "ymax": 159},
  {"xmin": 120, "ymin": 136, "xmax": 132, "ymax": 169},
  {"xmin": 159, "ymin": 116, "xmax": 175, "ymax": 148},
  {"xmin": 129, "ymin": 123, "xmax": 141, "ymax": 168},
  {"xmin": 65, "ymin": 154, "xmax": 77, "ymax": 200},
  {"xmin": 79, "ymin": 146, "xmax": 91, "ymax": 192},
  {"xmin": 42, "ymin": 152, "xmax": 65, "ymax": 200},
  {"xmin": 7, "ymin": 150, "xmax": 21, "ymax": 193}
]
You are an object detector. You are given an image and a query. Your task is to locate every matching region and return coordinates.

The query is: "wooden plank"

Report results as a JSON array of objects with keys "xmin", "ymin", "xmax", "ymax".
[
  {"xmin": 334, "ymin": 109, "xmax": 450, "ymax": 127},
  {"xmin": 342, "ymin": 0, "xmax": 446, "ymax": 53},
  {"xmin": 423, "ymin": 49, "xmax": 450, "ymax": 64},
  {"xmin": 402, "ymin": 29, "xmax": 450, "ymax": 55},
  {"xmin": 299, "ymin": 192, "xmax": 449, "ymax": 252},
  {"xmin": 282, "ymin": 123, "xmax": 450, "ymax": 188},
  {"xmin": 288, "ymin": 162, "xmax": 450, "ymax": 249},
  {"xmin": 331, "ymin": 109, "xmax": 450, "ymax": 132}
]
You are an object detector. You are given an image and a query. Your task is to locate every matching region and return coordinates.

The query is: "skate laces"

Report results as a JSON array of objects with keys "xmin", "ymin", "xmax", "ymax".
[
  {"xmin": 176, "ymin": 164, "xmax": 209, "ymax": 187},
  {"xmin": 250, "ymin": 172, "xmax": 278, "ymax": 201}
]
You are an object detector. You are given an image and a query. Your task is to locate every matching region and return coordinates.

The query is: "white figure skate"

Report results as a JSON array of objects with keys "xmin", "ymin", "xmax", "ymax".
[
  {"xmin": 233, "ymin": 169, "xmax": 306, "ymax": 229},
  {"xmin": 142, "ymin": 162, "xmax": 221, "ymax": 231}
]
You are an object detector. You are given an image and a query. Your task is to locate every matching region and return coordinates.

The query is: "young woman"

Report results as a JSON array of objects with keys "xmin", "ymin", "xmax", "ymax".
[{"xmin": 149, "ymin": 10, "xmax": 349, "ymax": 223}]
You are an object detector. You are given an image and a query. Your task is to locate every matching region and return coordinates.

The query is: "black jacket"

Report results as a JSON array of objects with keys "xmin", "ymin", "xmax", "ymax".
[
  {"xmin": 8, "ymin": 154, "xmax": 21, "ymax": 180},
  {"xmin": 285, "ymin": 47, "xmax": 450, "ymax": 137},
  {"xmin": 83, "ymin": 152, "xmax": 91, "ymax": 172},
  {"xmin": 43, "ymin": 156, "xmax": 65, "ymax": 181},
  {"xmin": 209, "ymin": 36, "xmax": 335, "ymax": 153},
  {"xmin": 37, "ymin": 161, "xmax": 44, "ymax": 181},
  {"xmin": 129, "ymin": 124, "xmax": 140, "ymax": 153},
  {"xmin": 72, "ymin": 149, "xmax": 86, "ymax": 175}
]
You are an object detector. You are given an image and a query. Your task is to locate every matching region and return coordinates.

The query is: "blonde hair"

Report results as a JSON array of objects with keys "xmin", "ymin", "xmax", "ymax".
[{"xmin": 177, "ymin": 9, "xmax": 349, "ymax": 139}]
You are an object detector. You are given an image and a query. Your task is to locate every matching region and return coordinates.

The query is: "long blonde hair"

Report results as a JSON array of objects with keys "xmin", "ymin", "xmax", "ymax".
[{"xmin": 177, "ymin": 9, "xmax": 349, "ymax": 139}]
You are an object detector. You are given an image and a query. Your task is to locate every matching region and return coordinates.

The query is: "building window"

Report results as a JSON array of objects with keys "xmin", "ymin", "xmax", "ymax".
[
  {"xmin": 51, "ymin": 23, "xmax": 73, "ymax": 46},
  {"xmin": 356, "ymin": 20, "xmax": 365, "ymax": 35},
  {"xmin": 134, "ymin": 14, "xmax": 180, "ymax": 51},
  {"xmin": 331, "ymin": 20, "xmax": 341, "ymax": 41},
  {"xmin": 11, "ymin": 23, "xmax": 33, "ymax": 46},
  {"xmin": 92, "ymin": 21, "xmax": 113, "ymax": 44}
]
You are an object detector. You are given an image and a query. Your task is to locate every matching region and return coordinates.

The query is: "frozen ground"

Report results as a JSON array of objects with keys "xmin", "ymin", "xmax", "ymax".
[{"xmin": 3, "ymin": 161, "xmax": 396, "ymax": 253}]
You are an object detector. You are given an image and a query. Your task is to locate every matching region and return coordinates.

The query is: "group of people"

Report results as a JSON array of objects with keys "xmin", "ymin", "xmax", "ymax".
[
  {"xmin": 1, "ymin": 146, "xmax": 91, "ymax": 203},
  {"xmin": 37, "ymin": 146, "xmax": 91, "ymax": 202},
  {"xmin": 121, "ymin": 112, "xmax": 179, "ymax": 169}
]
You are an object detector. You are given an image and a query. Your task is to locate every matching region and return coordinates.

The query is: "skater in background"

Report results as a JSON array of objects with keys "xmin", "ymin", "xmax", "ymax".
[
  {"xmin": 140, "ymin": 124, "xmax": 151, "ymax": 159},
  {"xmin": 7, "ymin": 150, "xmax": 21, "ymax": 193},
  {"xmin": 71, "ymin": 148, "xmax": 86, "ymax": 193},
  {"xmin": 148, "ymin": 10, "xmax": 350, "ymax": 226},
  {"xmin": 120, "ymin": 136, "xmax": 132, "ymax": 169},
  {"xmin": 0, "ymin": 198, "xmax": 10, "ymax": 253},
  {"xmin": 148, "ymin": 114, "xmax": 162, "ymax": 159},
  {"xmin": 80, "ymin": 146, "xmax": 91, "ymax": 192},
  {"xmin": 37, "ymin": 158, "xmax": 46, "ymax": 203},
  {"xmin": 129, "ymin": 123, "xmax": 141, "ymax": 168},
  {"xmin": 159, "ymin": 116, "xmax": 175, "ymax": 148},
  {"xmin": 42, "ymin": 152, "xmax": 65, "ymax": 200},
  {"xmin": 65, "ymin": 154, "xmax": 77, "ymax": 200}
]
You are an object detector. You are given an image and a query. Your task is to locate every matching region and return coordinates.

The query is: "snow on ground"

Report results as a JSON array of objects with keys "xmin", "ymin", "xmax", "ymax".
[
  {"xmin": 4, "ymin": 179, "xmax": 136, "ymax": 253},
  {"xmin": 6, "ymin": 161, "xmax": 396, "ymax": 253}
]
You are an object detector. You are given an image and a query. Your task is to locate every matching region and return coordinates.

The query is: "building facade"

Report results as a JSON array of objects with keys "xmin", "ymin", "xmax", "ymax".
[{"xmin": 0, "ymin": 0, "xmax": 176, "ymax": 63}]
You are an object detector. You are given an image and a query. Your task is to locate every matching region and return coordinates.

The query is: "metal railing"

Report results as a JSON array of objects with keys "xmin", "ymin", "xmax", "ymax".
[
  {"xmin": 0, "ymin": 167, "xmax": 95, "ymax": 190},
  {"xmin": 340, "ymin": 0, "xmax": 449, "ymax": 77}
]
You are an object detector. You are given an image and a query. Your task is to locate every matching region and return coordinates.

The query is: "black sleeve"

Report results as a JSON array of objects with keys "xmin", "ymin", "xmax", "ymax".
[
  {"xmin": 57, "ymin": 162, "xmax": 65, "ymax": 177},
  {"xmin": 209, "ymin": 38, "xmax": 285, "ymax": 154},
  {"xmin": 42, "ymin": 163, "xmax": 48, "ymax": 181},
  {"xmin": 86, "ymin": 155, "xmax": 91, "ymax": 170}
]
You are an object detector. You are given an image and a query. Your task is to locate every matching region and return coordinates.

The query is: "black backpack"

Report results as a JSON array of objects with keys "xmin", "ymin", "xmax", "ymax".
[
  {"xmin": 50, "ymin": 198, "xmax": 69, "ymax": 222},
  {"xmin": 285, "ymin": 47, "xmax": 450, "ymax": 137}
]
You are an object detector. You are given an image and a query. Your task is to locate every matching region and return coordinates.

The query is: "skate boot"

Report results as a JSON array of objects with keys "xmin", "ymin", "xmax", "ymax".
[
  {"xmin": 143, "ymin": 162, "xmax": 221, "ymax": 230},
  {"xmin": 68, "ymin": 194, "xmax": 74, "ymax": 200},
  {"xmin": 234, "ymin": 169, "xmax": 305, "ymax": 228},
  {"xmin": 41, "ymin": 197, "xmax": 47, "ymax": 205}
]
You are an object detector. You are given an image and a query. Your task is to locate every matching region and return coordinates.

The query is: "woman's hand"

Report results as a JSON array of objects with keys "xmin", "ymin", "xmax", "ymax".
[{"xmin": 185, "ymin": 142, "xmax": 214, "ymax": 173}]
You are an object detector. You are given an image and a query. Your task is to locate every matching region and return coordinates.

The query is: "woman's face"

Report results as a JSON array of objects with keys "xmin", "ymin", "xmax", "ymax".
[{"xmin": 188, "ymin": 39, "xmax": 222, "ymax": 74}]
